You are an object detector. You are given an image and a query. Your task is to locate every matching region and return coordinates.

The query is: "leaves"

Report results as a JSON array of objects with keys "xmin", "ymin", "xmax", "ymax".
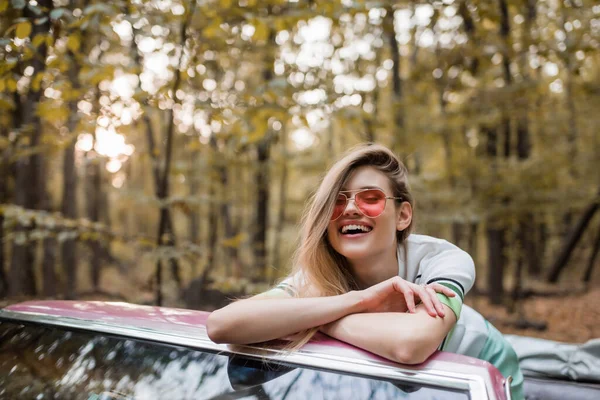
[
  {"xmin": 221, "ymin": 233, "xmax": 248, "ymax": 249},
  {"xmin": 31, "ymin": 33, "xmax": 46, "ymax": 48},
  {"xmin": 83, "ymin": 3, "xmax": 114, "ymax": 16},
  {"xmin": 50, "ymin": 8, "xmax": 68, "ymax": 21},
  {"xmin": 0, "ymin": 0, "xmax": 598, "ymax": 307},
  {"xmin": 34, "ymin": 16, "xmax": 48, "ymax": 26},
  {"xmin": 15, "ymin": 21, "xmax": 32, "ymax": 39},
  {"xmin": 11, "ymin": 0, "xmax": 25, "ymax": 10},
  {"xmin": 6, "ymin": 78, "xmax": 17, "ymax": 92},
  {"xmin": 66, "ymin": 33, "xmax": 81, "ymax": 53},
  {"xmin": 37, "ymin": 101, "xmax": 69, "ymax": 124},
  {"xmin": 252, "ymin": 19, "xmax": 270, "ymax": 42}
]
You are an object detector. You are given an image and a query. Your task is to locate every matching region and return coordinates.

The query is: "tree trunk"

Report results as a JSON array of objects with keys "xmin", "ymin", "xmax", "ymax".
[
  {"xmin": 219, "ymin": 162, "xmax": 237, "ymax": 274},
  {"xmin": 36, "ymin": 156, "xmax": 57, "ymax": 298},
  {"xmin": 0, "ymin": 130, "xmax": 7, "ymax": 296},
  {"xmin": 458, "ymin": 1, "xmax": 481, "ymax": 295},
  {"xmin": 384, "ymin": 6, "xmax": 404, "ymax": 153},
  {"xmin": 205, "ymin": 159, "xmax": 220, "ymax": 284},
  {"xmin": 547, "ymin": 199, "xmax": 599, "ymax": 282},
  {"xmin": 482, "ymin": 0, "xmax": 515, "ymax": 305},
  {"xmin": 154, "ymin": 2, "xmax": 194, "ymax": 304},
  {"xmin": 467, "ymin": 222, "xmax": 479, "ymax": 292},
  {"xmin": 273, "ymin": 129, "xmax": 289, "ymax": 273},
  {"xmin": 514, "ymin": 0, "xmax": 536, "ymax": 280},
  {"xmin": 0, "ymin": 179, "xmax": 6, "ymax": 297},
  {"xmin": 561, "ymin": 9, "xmax": 578, "ymax": 169},
  {"xmin": 86, "ymin": 155, "xmax": 103, "ymax": 291},
  {"xmin": 41, "ymin": 238, "xmax": 58, "ymax": 297},
  {"xmin": 252, "ymin": 28, "xmax": 277, "ymax": 282},
  {"xmin": 9, "ymin": 0, "xmax": 54, "ymax": 297},
  {"xmin": 458, "ymin": 0, "xmax": 479, "ymax": 75},
  {"xmin": 61, "ymin": 52, "xmax": 80, "ymax": 299},
  {"xmin": 484, "ymin": 123, "xmax": 505, "ymax": 304},
  {"xmin": 487, "ymin": 226, "xmax": 506, "ymax": 304},
  {"xmin": 254, "ymin": 141, "xmax": 271, "ymax": 281},
  {"xmin": 133, "ymin": 25, "xmax": 182, "ymax": 291},
  {"xmin": 583, "ymin": 223, "xmax": 600, "ymax": 283},
  {"xmin": 188, "ymin": 151, "xmax": 200, "ymax": 276}
]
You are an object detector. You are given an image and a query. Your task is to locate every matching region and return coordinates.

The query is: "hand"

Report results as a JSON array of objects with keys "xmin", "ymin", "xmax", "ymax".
[{"xmin": 358, "ymin": 276, "xmax": 456, "ymax": 318}]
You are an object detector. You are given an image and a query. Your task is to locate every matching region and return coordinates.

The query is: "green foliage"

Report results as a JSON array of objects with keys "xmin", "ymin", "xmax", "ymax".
[{"xmin": 14, "ymin": 21, "xmax": 31, "ymax": 39}]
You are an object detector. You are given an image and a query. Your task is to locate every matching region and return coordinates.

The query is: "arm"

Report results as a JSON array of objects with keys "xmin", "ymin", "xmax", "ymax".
[
  {"xmin": 321, "ymin": 304, "xmax": 457, "ymax": 365},
  {"xmin": 207, "ymin": 290, "xmax": 363, "ymax": 345},
  {"xmin": 207, "ymin": 275, "xmax": 455, "ymax": 346}
]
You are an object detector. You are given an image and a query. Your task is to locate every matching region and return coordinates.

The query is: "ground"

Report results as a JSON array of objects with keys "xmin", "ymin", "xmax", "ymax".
[{"xmin": 467, "ymin": 287, "xmax": 600, "ymax": 343}]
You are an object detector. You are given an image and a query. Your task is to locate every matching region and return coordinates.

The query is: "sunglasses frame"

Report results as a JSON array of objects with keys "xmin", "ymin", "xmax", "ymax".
[{"xmin": 331, "ymin": 188, "xmax": 403, "ymax": 221}]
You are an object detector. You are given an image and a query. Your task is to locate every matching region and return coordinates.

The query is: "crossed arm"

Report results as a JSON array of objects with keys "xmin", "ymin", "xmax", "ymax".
[
  {"xmin": 319, "ymin": 306, "xmax": 456, "ymax": 364},
  {"xmin": 207, "ymin": 277, "xmax": 457, "ymax": 365}
]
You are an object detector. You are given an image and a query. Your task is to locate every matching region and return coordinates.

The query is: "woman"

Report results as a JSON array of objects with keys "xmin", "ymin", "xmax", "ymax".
[{"xmin": 207, "ymin": 144, "xmax": 524, "ymax": 399}]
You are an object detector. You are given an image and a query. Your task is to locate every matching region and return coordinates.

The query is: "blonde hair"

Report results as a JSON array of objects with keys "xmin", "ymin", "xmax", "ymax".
[{"xmin": 287, "ymin": 143, "xmax": 414, "ymax": 348}]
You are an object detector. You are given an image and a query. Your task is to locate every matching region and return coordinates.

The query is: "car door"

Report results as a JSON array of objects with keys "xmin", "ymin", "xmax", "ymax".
[{"xmin": 0, "ymin": 318, "xmax": 474, "ymax": 399}]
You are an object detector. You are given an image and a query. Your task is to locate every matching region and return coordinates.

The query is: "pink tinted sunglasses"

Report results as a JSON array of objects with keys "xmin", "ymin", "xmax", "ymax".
[{"xmin": 331, "ymin": 188, "xmax": 403, "ymax": 221}]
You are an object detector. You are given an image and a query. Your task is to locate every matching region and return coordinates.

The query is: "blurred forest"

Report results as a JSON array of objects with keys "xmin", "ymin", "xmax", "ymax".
[{"xmin": 1, "ymin": 0, "xmax": 599, "ymax": 341}]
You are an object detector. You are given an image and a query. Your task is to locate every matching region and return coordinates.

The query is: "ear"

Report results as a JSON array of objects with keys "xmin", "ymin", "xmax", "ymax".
[{"xmin": 396, "ymin": 202, "xmax": 412, "ymax": 232}]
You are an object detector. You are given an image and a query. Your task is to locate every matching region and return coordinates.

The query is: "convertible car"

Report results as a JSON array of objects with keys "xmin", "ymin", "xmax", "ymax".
[{"xmin": 0, "ymin": 301, "xmax": 598, "ymax": 399}]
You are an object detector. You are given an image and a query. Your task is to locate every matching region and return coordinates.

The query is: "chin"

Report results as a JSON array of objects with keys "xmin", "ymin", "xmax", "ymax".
[{"xmin": 334, "ymin": 244, "xmax": 375, "ymax": 260}]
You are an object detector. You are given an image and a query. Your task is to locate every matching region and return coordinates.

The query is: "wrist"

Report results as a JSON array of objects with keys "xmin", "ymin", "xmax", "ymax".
[{"xmin": 342, "ymin": 290, "xmax": 365, "ymax": 314}]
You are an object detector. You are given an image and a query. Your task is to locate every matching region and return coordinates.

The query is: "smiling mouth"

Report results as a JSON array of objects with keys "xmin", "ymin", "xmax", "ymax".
[{"xmin": 339, "ymin": 224, "xmax": 373, "ymax": 235}]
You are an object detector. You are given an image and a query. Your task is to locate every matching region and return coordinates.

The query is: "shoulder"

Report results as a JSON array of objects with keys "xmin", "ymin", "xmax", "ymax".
[
  {"xmin": 405, "ymin": 233, "xmax": 461, "ymax": 252},
  {"xmin": 405, "ymin": 234, "xmax": 475, "ymax": 291},
  {"xmin": 403, "ymin": 234, "xmax": 468, "ymax": 263}
]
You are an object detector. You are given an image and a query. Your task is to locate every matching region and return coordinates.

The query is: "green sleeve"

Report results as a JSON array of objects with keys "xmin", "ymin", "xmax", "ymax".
[{"xmin": 436, "ymin": 292, "xmax": 463, "ymax": 320}]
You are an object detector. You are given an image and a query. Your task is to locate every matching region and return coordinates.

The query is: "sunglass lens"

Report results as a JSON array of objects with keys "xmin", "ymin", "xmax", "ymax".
[
  {"xmin": 356, "ymin": 189, "xmax": 386, "ymax": 217},
  {"xmin": 331, "ymin": 194, "xmax": 347, "ymax": 220}
]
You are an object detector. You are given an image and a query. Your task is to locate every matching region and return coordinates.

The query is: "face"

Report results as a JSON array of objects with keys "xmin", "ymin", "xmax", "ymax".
[{"xmin": 326, "ymin": 166, "xmax": 412, "ymax": 262}]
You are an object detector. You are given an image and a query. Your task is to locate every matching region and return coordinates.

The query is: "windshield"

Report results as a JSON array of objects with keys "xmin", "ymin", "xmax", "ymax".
[{"xmin": 0, "ymin": 319, "xmax": 470, "ymax": 399}]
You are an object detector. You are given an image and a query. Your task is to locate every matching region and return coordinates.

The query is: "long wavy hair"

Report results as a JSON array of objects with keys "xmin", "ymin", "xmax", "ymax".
[{"xmin": 286, "ymin": 143, "xmax": 415, "ymax": 348}]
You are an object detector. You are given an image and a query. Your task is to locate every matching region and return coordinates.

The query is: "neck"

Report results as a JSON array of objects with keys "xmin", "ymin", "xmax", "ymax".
[{"xmin": 348, "ymin": 246, "xmax": 399, "ymax": 289}]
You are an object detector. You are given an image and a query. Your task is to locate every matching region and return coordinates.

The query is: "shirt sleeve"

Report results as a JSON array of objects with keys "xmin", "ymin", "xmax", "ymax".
[
  {"xmin": 416, "ymin": 246, "xmax": 475, "ymax": 320},
  {"xmin": 254, "ymin": 274, "xmax": 301, "ymax": 298}
]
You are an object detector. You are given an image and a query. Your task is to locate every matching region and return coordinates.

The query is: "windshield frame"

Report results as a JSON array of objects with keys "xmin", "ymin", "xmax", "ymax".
[{"xmin": 0, "ymin": 308, "xmax": 493, "ymax": 399}]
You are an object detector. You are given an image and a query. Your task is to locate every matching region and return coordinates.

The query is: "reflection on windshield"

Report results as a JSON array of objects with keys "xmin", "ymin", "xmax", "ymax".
[{"xmin": 0, "ymin": 320, "xmax": 468, "ymax": 399}]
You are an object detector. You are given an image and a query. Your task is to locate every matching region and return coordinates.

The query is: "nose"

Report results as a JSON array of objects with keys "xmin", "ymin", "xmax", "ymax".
[{"xmin": 342, "ymin": 196, "xmax": 361, "ymax": 216}]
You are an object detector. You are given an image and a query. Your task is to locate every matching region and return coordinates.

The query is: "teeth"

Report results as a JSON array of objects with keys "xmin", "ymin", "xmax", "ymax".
[{"xmin": 341, "ymin": 224, "xmax": 372, "ymax": 234}]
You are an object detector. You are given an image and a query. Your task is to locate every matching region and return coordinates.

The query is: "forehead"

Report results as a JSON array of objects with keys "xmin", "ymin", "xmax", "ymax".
[{"xmin": 342, "ymin": 166, "xmax": 393, "ymax": 192}]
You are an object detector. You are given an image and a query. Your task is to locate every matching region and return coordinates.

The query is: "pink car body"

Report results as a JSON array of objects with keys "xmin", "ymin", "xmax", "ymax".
[{"xmin": 1, "ymin": 300, "xmax": 511, "ymax": 399}]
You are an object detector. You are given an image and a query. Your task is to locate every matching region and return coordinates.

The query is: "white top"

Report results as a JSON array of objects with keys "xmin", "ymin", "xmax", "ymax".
[
  {"xmin": 275, "ymin": 233, "xmax": 489, "ymax": 357},
  {"xmin": 398, "ymin": 234, "xmax": 488, "ymax": 356}
]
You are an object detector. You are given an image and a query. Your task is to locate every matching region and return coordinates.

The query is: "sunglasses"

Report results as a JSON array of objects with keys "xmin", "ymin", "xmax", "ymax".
[{"xmin": 331, "ymin": 188, "xmax": 403, "ymax": 221}]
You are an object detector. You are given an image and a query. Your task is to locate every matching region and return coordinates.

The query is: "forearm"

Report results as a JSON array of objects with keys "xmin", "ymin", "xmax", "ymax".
[
  {"xmin": 322, "ymin": 307, "xmax": 453, "ymax": 364},
  {"xmin": 207, "ymin": 292, "xmax": 363, "ymax": 344}
]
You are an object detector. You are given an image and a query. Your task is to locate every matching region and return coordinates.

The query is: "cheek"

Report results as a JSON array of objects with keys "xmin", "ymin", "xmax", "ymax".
[
  {"xmin": 326, "ymin": 224, "xmax": 338, "ymax": 243},
  {"xmin": 375, "ymin": 211, "xmax": 399, "ymax": 238}
]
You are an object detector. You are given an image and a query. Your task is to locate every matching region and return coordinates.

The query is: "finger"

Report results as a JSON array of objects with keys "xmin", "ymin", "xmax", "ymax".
[
  {"xmin": 375, "ymin": 278, "xmax": 396, "ymax": 297},
  {"xmin": 390, "ymin": 276, "xmax": 405, "ymax": 291},
  {"xmin": 426, "ymin": 287, "xmax": 446, "ymax": 317},
  {"xmin": 430, "ymin": 283, "xmax": 456, "ymax": 297},
  {"xmin": 392, "ymin": 278, "xmax": 418, "ymax": 314},
  {"xmin": 414, "ymin": 285, "xmax": 437, "ymax": 317},
  {"xmin": 397, "ymin": 281, "xmax": 416, "ymax": 313}
]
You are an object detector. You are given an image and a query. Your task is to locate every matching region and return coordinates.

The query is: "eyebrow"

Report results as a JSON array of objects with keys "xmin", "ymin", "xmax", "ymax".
[{"xmin": 339, "ymin": 186, "xmax": 384, "ymax": 192}]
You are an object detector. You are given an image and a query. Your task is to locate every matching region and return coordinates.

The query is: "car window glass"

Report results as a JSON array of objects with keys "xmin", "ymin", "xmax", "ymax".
[{"xmin": 0, "ymin": 320, "xmax": 470, "ymax": 399}]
